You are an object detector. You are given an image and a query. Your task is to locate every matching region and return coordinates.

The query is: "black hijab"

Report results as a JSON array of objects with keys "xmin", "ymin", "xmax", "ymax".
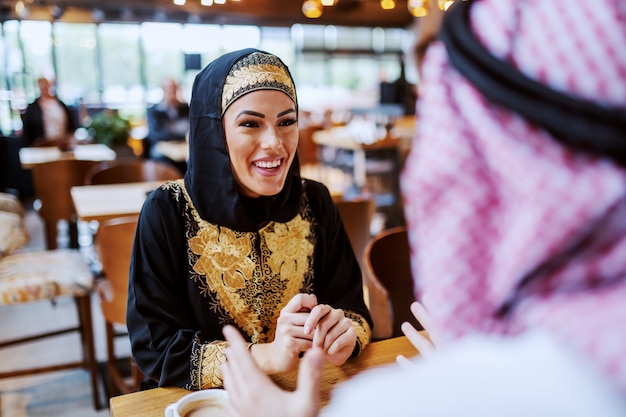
[{"xmin": 183, "ymin": 48, "xmax": 303, "ymax": 232}]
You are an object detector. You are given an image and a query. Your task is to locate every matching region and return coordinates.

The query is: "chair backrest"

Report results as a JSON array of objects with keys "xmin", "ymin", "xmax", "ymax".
[
  {"xmin": 334, "ymin": 196, "xmax": 374, "ymax": 273},
  {"xmin": 32, "ymin": 159, "xmax": 100, "ymax": 220},
  {"xmin": 94, "ymin": 215, "xmax": 138, "ymax": 325},
  {"xmin": 85, "ymin": 159, "xmax": 182, "ymax": 185},
  {"xmin": 298, "ymin": 125, "xmax": 323, "ymax": 166},
  {"xmin": 31, "ymin": 159, "xmax": 100, "ymax": 249},
  {"xmin": 363, "ymin": 226, "xmax": 421, "ymax": 340}
]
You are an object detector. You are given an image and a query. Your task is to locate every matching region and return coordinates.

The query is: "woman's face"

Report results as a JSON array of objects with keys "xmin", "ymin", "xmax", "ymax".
[{"xmin": 223, "ymin": 90, "xmax": 298, "ymax": 198}]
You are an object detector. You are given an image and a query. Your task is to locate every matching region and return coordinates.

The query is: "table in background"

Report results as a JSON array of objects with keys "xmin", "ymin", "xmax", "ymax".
[
  {"xmin": 109, "ymin": 335, "xmax": 419, "ymax": 417},
  {"xmin": 18, "ymin": 143, "xmax": 116, "ymax": 168},
  {"xmin": 313, "ymin": 128, "xmax": 407, "ymax": 228},
  {"xmin": 154, "ymin": 141, "xmax": 188, "ymax": 162},
  {"xmin": 70, "ymin": 180, "xmax": 166, "ymax": 222}
]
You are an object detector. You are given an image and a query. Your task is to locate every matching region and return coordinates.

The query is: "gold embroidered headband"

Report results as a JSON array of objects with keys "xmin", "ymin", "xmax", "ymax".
[{"xmin": 221, "ymin": 52, "xmax": 297, "ymax": 115}]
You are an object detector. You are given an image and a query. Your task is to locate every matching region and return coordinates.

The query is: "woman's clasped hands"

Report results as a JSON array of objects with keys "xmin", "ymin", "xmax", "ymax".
[
  {"xmin": 247, "ymin": 293, "xmax": 357, "ymax": 375},
  {"xmin": 221, "ymin": 298, "xmax": 434, "ymax": 417}
]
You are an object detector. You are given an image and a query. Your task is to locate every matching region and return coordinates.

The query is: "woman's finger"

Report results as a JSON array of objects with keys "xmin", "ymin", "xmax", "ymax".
[
  {"xmin": 304, "ymin": 304, "xmax": 333, "ymax": 336},
  {"xmin": 282, "ymin": 293, "xmax": 318, "ymax": 314}
]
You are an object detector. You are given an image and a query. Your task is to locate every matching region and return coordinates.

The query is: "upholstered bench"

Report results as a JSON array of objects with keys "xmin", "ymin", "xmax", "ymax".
[
  {"xmin": 0, "ymin": 192, "xmax": 101, "ymax": 410},
  {"xmin": 0, "ymin": 249, "xmax": 94, "ymax": 303},
  {"xmin": 0, "ymin": 192, "xmax": 24, "ymax": 216}
]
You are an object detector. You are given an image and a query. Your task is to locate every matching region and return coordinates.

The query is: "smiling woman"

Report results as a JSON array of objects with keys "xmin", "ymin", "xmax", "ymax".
[
  {"xmin": 223, "ymin": 90, "xmax": 299, "ymax": 198},
  {"xmin": 126, "ymin": 48, "xmax": 372, "ymax": 393}
]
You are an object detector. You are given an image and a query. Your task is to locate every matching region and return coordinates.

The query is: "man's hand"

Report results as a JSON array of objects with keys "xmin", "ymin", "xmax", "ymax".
[{"xmin": 222, "ymin": 325, "xmax": 323, "ymax": 417}]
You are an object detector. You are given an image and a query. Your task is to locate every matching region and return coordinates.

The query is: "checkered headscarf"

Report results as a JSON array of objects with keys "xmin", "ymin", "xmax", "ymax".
[{"xmin": 401, "ymin": 0, "xmax": 626, "ymax": 392}]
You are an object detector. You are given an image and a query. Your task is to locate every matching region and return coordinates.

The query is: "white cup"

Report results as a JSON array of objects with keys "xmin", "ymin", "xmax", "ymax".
[{"xmin": 165, "ymin": 389, "xmax": 230, "ymax": 417}]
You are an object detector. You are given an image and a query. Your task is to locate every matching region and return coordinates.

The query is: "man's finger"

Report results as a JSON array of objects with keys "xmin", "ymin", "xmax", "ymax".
[
  {"xmin": 297, "ymin": 347, "xmax": 323, "ymax": 405},
  {"xmin": 401, "ymin": 321, "xmax": 434, "ymax": 356}
]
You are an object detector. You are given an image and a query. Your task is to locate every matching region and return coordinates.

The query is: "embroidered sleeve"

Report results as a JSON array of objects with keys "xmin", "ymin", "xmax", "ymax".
[
  {"xmin": 190, "ymin": 336, "xmax": 227, "ymax": 389},
  {"xmin": 346, "ymin": 311, "xmax": 371, "ymax": 356}
]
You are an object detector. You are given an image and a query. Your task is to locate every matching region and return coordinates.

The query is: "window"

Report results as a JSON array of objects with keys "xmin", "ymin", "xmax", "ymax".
[
  {"xmin": 0, "ymin": 18, "xmax": 414, "ymax": 136},
  {"xmin": 99, "ymin": 23, "xmax": 143, "ymax": 118},
  {"xmin": 54, "ymin": 23, "xmax": 98, "ymax": 106}
]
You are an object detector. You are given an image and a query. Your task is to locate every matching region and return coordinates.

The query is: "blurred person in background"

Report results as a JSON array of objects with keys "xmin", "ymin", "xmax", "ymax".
[
  {"xmin": 220, "ymin": 1, "xmax": 626, "ymax": 416},
  {"xmin": 21, "ymin": 77, "xmax": 76, "ymax": 148},
  {"xmin": 145, "ymin": 77, "xmax": 190, "ymax": 173}
]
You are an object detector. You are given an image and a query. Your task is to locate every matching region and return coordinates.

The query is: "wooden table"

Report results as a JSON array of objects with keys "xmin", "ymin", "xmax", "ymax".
[
  {"xmin": 109, "ymin": 335, "xmax": 419, "ymax": 417},
  {"xmin": 70, "ymin": 180, "xmax": 166, "ymax": 222},
  {"xmin": 18, "ymin": 143, "xmax": 116, "ymax": 168},
  {"xmin": 154, "ymin": 141, "xmax": 188, "ymax": 162}
]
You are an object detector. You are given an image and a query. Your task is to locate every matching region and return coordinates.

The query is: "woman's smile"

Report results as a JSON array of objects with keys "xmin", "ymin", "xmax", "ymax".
[{"xmin": 223, "ymin": 89, "xmax": 299, "ymax": 198}]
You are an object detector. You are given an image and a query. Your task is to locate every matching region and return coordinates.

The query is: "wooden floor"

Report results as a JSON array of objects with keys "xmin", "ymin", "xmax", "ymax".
[{"xmin": 0, "ymin": 206, "xmax": 130, "ymax": 416}]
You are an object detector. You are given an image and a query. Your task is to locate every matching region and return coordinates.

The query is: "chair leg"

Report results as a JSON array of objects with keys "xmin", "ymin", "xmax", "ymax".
[
  {"xmin": 43, "ymin": 219, "xmax": 58, "ymax": 250},
  {"xmin": 75, "ymin": 294, "xmax": 102, "ymax": 410},
  {"xmin": 130, "ymin": 357, "xmax": 143, "ymax": 392},
  {"xmin": 105, "ymin": 321, "xmax": 123, "ymax": 396}
]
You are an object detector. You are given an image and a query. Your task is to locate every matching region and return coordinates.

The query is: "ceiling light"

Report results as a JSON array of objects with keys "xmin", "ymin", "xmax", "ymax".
[
  {"xmin": 15, "ymin": 0, "xmax": 30, "ymax": 18},
  {"xmin": 407, "ymin": 0, "xmax": 429, "ymax": 17},
  {"xmin": 438, "ymin": 0, "xmax": 454, "ymax": 10},
  {"xmin": 380, "ymin": 0, "xmax": 395, "ymax": 10},
  {"xmin": 302, "ymin": 0, "xmax": 322, "ymax": 18}
]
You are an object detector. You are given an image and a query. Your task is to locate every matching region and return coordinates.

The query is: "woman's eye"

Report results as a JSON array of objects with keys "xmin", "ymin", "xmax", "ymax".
[
  {"xmin": 239, "ymin": 120, "xmax": 259, "ymax": 128},
  {"xmin": 279, "ymin": 118, "xmax": 297, "ymax": 127}
]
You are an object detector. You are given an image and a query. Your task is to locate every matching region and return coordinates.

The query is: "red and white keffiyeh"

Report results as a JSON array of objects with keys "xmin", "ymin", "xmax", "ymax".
[{"xmin": 401, "ymin": 0, "xmax": 626, "ymax": 392}]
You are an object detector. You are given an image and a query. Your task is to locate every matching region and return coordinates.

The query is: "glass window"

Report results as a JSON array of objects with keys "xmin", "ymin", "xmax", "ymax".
[
  {"xmin": 1, "ymin": 21, "xmax": 27, "ymax": 134},
  {"xmin": 294, "ymin": 52, "xmax": 329, "ymax": 111},
  {"xmin": 54, "ymin": 22, "xmax": 98, "ymax": 106},
  {"xmin": 334, "ymin": 27, "xmax": 372, "ymax": 51},
  {"xmin": 329, "ymin": 54, "xmax": 380, "ymax": 108},
  {"xmin": 20, "ymin": 20, "xmax": 53, "ymax": 82},
  {"xmin": 383, "ymin": 28, "xmax": 406, "ymax": 52},
  {"xmin": 141, "ymin": 21, "xmax": 184, "ymax": 94},
  {"xmin": 221, "ymin": 25, "xmax": 260, "ymax": 52},
  {"xmin": 259, "ymin": 26, "xmax": 293, "ymax": 66},
  {"xmin": 298, "ymin": 25, "xmax": 325, "ymax": 51},
  {"xmin": 179, "ymin": 24, "xmax": 223, "ymax": 99},
  {"xmin": 1, "ymin": 18, "xmax": 414, "ymax": 126},
  {"xmin": 99, "ymin": 23, "xmax": 143, "ymax": 114}
]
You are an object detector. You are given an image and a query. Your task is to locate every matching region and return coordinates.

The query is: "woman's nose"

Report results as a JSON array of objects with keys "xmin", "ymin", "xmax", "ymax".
[{"xmin": 260, "ymin": 128, "xmax": 282, "ymax": 150}]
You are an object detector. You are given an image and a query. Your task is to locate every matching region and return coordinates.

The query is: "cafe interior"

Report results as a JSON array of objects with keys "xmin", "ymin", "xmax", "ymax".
[{"xmin": 0, "ymin": 0, "xmax": 446, "ymax": 415}]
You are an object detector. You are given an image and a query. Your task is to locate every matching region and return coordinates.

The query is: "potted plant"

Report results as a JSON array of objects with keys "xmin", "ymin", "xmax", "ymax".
[{"xmin": 85, "ymin": 108, "xmax": 133, "ymax": 158}]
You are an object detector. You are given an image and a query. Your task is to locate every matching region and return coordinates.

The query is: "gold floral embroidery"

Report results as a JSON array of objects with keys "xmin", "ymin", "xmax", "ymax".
[
  {"xmin": 222, "ymin": 52, "xmax": 296, "ymax": 114},
  {"xmin": 174, "ymin": 182, "xmax": 334, "ymax": 388},
  {"xmin": 346, "ymin": 311, "xmax": 372, "ymax": 353},
  {"xmin": 198, "ymin": 340, "xmax": 227, "ymax": 389},
  {"xmin": 190, "ymin": 224, "xmax": 255, "ymax": 289},
  {"xmin": 263, "ymin": 216, "xmax": 314, "ymax": 278},
  {"xmin": 178, "ymin": 181, "xmax": 314, "ymax": 345},
  {"xmin": 260, "ymin": 217, "xmax": 315, "ymax": 341}
]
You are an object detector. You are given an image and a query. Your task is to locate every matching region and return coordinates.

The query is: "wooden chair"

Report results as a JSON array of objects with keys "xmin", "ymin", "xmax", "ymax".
[
  {"xmin": 363, "ymin": 226, "xmax": 421, "ymax": 340},
  {"xmin": 94, "ymin": 215, "xmax": 143, "ymax": 396},
  {"xmin": 298, "ymin": 125, "xmax": 323, "ymax": 167},
  {"xmin": 0, "ymin": 198, "xmax": 100, "ymax": 409},
  {"xmin": 31, "ymin": 159, "xmax": 100, "ymax": 249},
  {"xmin": 333, "ymin": 196, "xmax": 374, "ymax": 275},
  {"xmin": 84, "ymin": 159, "xmax": 182, "ymax": 185}
]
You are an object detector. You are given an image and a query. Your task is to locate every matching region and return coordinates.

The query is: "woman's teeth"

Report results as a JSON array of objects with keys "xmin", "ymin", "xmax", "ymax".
[{"xmin": 255, "ymin": 160, "xmax": 281, "ymax": 169}]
